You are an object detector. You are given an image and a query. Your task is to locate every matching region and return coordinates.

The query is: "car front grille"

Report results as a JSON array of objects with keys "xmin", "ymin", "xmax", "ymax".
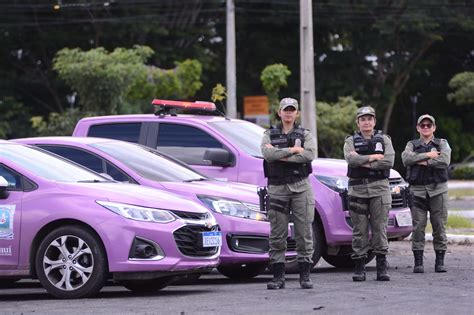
[
  {"xmin": 389, "ymin": 177, "xmax": 409, "ymax": 209},
  {"xmin": 169, "ymin": 210, "xmax": 209, "ymax": 220},
  {"xmin": 287, "ymin": 238, "xmax": 297, "ymax": 251},
  {"xmin": 173, "ymin": 225, "xmax": 219, "ymax": 257}
]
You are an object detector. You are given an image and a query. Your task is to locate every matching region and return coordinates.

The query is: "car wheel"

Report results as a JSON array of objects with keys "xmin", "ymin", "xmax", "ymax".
[
  {"xmin": 284, "ymin": 221, "xmax": 323, "ymax": 274},
  {"xmin": 323, "ymin": 246, "xmax": 375, "ymax": 268},
  {"xmin": 35, "ymin": 225, "xmax": 107, "ymax": 299},
  {"xmin": 217, "ymin": 263, "xmax": 268, "ymax": 279},
  {"xmin": 121, "ymin": 276, "xmax": 174, "ymax": 293}
]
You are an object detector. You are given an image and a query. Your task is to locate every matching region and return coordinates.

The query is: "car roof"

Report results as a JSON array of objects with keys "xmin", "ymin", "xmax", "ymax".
[
  {"xmin": 14, "ymin": 136, "xmax": 118, "ymax": 145},
  {"xmin": 78, "ymin": 113, "xmax": 233, "ymax": 125}
]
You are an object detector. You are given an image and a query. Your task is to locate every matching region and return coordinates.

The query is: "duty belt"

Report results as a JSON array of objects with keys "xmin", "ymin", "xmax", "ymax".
[{"xmin": 348, "ymin": 178, "xmax": 383, "ymax": 186}]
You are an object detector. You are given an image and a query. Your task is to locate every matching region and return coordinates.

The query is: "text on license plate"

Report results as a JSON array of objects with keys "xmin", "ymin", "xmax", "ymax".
[
  {"xmin": 202, "ymin": 231, "xmax": 222, "ymax": 247},
  {"xmin": 395, "ymin": 212, "xmax": 413, "ymax": 227}
]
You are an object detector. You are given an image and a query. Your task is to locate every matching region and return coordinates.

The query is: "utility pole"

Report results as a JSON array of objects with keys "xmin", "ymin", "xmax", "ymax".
[
  {"xmin": 226, "ymin": 0, "xmax": 237, "ymax": 118},
  {"xmin": 300, "ymin": 0, "xmax": 318, "ymax": 156}
]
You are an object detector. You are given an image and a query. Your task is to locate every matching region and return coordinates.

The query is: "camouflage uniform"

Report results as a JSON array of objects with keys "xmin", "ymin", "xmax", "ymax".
[
  {"xmin": 402, "ymin": 139, "xmax": 451, "ymax": 252},
  {"xmin": 343, "ymin": 135, "xmax": 394, "ymax": 259},
  {"xmin": 401, "ymin": 117, "xmax": 451, "ymax": 274},
  {"xmin": 261, "ymin": 128, "xmax": 316, "ymax": 265}
]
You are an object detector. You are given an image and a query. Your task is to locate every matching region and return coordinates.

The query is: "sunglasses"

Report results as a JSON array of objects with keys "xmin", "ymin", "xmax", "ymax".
[{"xmin": 418, "ymin": 123, "xmax": 433, "ymax": 129}]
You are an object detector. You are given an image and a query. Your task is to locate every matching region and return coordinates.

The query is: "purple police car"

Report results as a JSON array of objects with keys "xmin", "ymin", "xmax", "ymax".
[
  {"xmin": 71, "ymin": 99, "xmax": 413, "ymax": 269},
  {"xmin": 0, "ymin": 140, "xmax": 220, "ymax": 298},
  {"xmin": 15, "ymin": 137, "xmax": 296, "ymax": 279}
]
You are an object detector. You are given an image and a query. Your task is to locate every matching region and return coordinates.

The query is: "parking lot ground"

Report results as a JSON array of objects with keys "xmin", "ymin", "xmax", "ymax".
[{"xmin": 0, "ymin": 241, "xmax": 472, "ymax": 315}]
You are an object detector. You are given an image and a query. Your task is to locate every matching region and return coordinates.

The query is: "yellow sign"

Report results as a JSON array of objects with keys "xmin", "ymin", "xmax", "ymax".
[{"xmin": 243, "ymin": 96, "xmax": 269, "ymax": 116}]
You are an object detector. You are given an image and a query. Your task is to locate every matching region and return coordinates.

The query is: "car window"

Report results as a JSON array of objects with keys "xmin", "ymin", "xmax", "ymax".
[
  {"xmin": 0, "ymin": 144, "xmax": 107, "ymax": 182},
  {"xmin": 38, "ymin": 145, "xmax": 131, "ymax": 183},
  {"xmin": 104, "ymin": 162, "xmax": 131, "ymax": 182},
  {"xmin": 0, "ymin": 164, "xmax": 22, "ymax": 190},
  {"xmin": 88, "ymin": 123, "xmax": 141, "ymax": 143},
  {"xmin": 209, "ymin": 120, "xmax": 265, "ymax": 158},
  {"xmin": 39, "ymin": 145, "xmax": 104, "ymax": 173},
  {"xmin": 156, "ymin": 123, "xmax": 224, "ymax": 165},
  {"xmin": 90, "ymin": 141, "xmax": 205, "ymax": 182}
]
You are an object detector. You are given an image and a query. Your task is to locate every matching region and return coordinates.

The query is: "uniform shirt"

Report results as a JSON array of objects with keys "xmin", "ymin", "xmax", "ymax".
[
  {"xmin": 343, "ymin": 134, "xmax": 395, "ymax": 198},
  {"xmin": 261, "ymin": 127, "xmax": 316, "ymax": 193},
  {"xmin": 401, "ymin": 138, "xmax": 451, "ymax": 198}
]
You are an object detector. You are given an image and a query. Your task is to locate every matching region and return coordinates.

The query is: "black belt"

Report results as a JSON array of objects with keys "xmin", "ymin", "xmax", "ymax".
[{"xmin": 348, "ymin": 178, "xmax": 384, "ymax": 186}]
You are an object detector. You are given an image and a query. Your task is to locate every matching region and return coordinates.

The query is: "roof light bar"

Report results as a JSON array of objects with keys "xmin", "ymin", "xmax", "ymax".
[{"xmin": 152, "ymin": 99, "xmax": 216, "ymax": 111}]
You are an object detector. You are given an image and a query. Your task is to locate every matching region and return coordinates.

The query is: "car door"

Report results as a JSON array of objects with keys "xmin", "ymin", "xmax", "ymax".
[
  {"xmin": 36, "ymin": 145, "xmax": 133, "ymax": 183},
  {"xmin": 0, "ymin": 164, "xmax": 23, "ymax": 269},
  {"xmin": 154, "ymin": 122, "xmax": 239, "ymax": 181}
]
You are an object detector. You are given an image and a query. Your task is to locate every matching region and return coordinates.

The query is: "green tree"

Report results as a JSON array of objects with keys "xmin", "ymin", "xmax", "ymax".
[
  {"xmin": 316, "ymin": 97, "xmax": 360, "ymax": 158},
  {"xmin": 53, "ymin": 45, "xmax": 153, "ymax": 114},
  {"xmin": 260, "ymin": 64, "xmax": 291, "ymax": 123},
  {"xmin": 447, "ymin": 72, "xmax": 474, "ymax": 106},
  {"xmin": 30, "ymin": 108, "xmax": 96, "ymax": 137},
  {"xmin": 211, "ymin": 83, "xmax": 227, "ymax": 115},
  {"xmin": 0, "ymin": 97, "xmax": 33, "ymax": 139},
  {"xmin": 127, "ymin": 59, "xmax": 203, "ymax": 113}
]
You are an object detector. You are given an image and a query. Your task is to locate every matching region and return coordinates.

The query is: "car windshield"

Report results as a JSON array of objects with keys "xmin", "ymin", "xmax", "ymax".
[
  {"xmin": 90, "ymin": 141, "xmax": 205, "ymax": 182},
  {"xmin": 0, "ymin": 144, "xmax": 107, "ymax": 182},
  {"xmin": 209, "ymin": 120, "xmax": 265, "ymax": 158}
]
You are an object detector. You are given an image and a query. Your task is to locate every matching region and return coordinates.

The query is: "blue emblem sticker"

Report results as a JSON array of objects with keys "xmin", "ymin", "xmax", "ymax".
[{"xmin": 0, "ymin": 205, "xmax": 15, "ymax": 240}]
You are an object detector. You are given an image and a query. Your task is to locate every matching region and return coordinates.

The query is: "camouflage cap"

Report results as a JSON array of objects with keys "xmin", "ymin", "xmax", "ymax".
[
  {"xmin": 279, "ymin": 98, "xmax": 299, "ymax": 111},
  {"xmin": 356, "ymin": 106, "xmax": 376, "ymax": 118},
  {"xmin": 417, "ymin": 114, "xmax": 436, "ymax": 125}
]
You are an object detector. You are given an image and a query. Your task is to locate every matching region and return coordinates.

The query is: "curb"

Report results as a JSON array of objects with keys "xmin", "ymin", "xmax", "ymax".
[{"xmin": 406, "ymin": 234, "xmax": 474, "ymax": 245}]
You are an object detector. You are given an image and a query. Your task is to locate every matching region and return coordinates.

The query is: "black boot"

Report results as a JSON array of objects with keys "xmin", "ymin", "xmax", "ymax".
[
  {"xmin": 267, "ymin": 263, "xmax": 285, "ymax": 289},
  {"xmin": 413, "ymin": 250, "xmax": 424, "ymax": 273},
  {"xmin": 376, "ymin": 255, "xmax": 390, "ymax": 281},
  {"xmin": 298, "ymin": 262, "xmax": 313, "ymax": 289},
  {"xmin": 352, "ymin": 258, "xmax": 366, "ymax": 282},
  {"xmin": 435, "ymin": 250, "xmax": 447, "ymax": 273}
]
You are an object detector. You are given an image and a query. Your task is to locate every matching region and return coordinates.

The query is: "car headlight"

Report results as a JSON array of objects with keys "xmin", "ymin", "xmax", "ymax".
[
  {"xmin": 390, "ymin": 177, "xmax": 409, "ymax": 194},
  {"xmin": 97, "ymin": 201, "xmax": 176, "ymax": 223},
  {"xmin": 198, "ymin": 196, "xmax": 267, "ymax": 221},
  {"xmin": 314, "ymin": 174, "xmax": 348, "ymax": 193}
]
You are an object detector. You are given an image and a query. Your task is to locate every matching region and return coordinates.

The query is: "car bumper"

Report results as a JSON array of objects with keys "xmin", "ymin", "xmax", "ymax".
[
  {"xmin": 214, "ymin": 214, "xmax": 297, "ymax": 265},
  {"xmin": 96, "ymin": 217, "xmax": 220, "ymax": 274}
]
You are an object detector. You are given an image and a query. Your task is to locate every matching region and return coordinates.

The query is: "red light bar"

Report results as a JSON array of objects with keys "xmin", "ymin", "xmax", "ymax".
[{"xmin": 152, "ymin": 99, "xmax": 216, "ymax": 111}]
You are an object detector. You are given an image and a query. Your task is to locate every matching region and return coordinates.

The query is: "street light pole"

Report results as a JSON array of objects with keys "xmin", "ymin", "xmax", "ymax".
[
  {"xmin": 300, "ymin": 0, "xmax": 318, "ymax": 156},
  {"xmin": 226, "ymin": 0, "xmax": 237, "ymax": 118}
]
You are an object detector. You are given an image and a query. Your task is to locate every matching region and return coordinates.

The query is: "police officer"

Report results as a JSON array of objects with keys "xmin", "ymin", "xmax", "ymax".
[
  {"xmin": 401, "ymin": 114, "xmax": 451, "ymax": 273},
  {"xmin": 261, "ymin": 97, "xmax": 316, "ymax": 290},
  {"xmin": 343, "ymin": 106, "xmax": 394, "ymax": 282}
]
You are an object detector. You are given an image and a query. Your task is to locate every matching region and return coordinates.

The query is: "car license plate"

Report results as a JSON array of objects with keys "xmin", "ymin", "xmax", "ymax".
[
  {"xmin": 395, "ymin": 211, "xmax": 413, "ymax": 227},
  {"xmin": 202, "ymin": 231, "xmax": 222, "ymax": 247}
]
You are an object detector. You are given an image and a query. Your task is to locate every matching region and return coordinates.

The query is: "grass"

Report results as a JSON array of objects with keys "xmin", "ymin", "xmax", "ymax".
[
  {"xmin": 449, "ymin": 188, "xmax": 474, "ymax": 199},
  {"xmin": 424, "ymin": 215, "xmax": 474, "ymax": 233},
  {"xmin": 446, "ymin": 215, "xmax": 474, "ymax": 229}
]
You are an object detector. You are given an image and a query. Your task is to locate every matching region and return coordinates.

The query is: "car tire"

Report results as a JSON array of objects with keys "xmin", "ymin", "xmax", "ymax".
[
  {"xmin": 217, "ymin": 263, "xmax": 268, "ymax": 279},
  {"xmin": 35, "ymin": 225, "xmax": 108, "ymax": 299},
  {"xmin": 284, "ymin": 221, "xmax": 323, "ymax": 274},
  {"xmin": 323, "ymin": 246, "xmax": 375, "ymax": 268},
  {"xmin": 121, "ymin": 276, "xmax": 174, "ymax": 293}
]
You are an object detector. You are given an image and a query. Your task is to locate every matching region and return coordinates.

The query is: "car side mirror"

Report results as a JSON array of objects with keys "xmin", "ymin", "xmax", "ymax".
[
  {"xmin": 0, "ymin": 176, "xmax": 10, "ymax": 199},
  {"xmin": 203, "ymin": 148, "xmax": 234, "ymax": 167}
]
